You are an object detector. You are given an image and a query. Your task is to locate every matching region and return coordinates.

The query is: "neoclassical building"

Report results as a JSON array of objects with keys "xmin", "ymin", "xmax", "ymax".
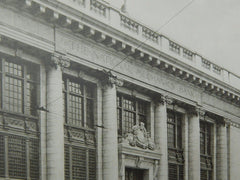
[{"xmin": 0, "ymin": 0, "xmax": 239, "ymax": 180}]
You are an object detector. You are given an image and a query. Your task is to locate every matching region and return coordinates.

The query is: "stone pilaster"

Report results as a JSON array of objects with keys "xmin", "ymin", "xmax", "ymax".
[
  {"xmin": 154, "ymin": 95, "xmax": 170, "ymax": 180},
  {"xmin": 46, "ymin": 54, "xmax": 70, "ymax": 180},
  {"xmin": 216, "ymin": 122, "xmax": 228, "ymax": 180},
  {"xmin": 101, "ymin": 71, "xmax": 123, "ymax": 180},
  {"xmin": 188, "ymin": 107, "xmax": 201, "ymax": 180}
]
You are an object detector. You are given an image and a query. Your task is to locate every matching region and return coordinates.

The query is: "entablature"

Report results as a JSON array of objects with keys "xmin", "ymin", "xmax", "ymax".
[{"xmin": 1, "ymin": 0, "xmax": 240, "ymax": 108}]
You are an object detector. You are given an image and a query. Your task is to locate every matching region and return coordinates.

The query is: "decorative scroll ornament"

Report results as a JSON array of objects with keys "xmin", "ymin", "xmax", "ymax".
[
  {"xmin": 187, "ymin": 106, "xmax": 205, "ymax": 118},
  {"xmin": 135, "ymin": 156, "xmax": 144, "ymax": 168},
  {"xmin": 124, "ymin": 122, "xmax": 155, "ymax": 150},
  {"xmin": 50, "ymin": 54, "xmax": 70, "ymax": 69},
  {"xmin": 99, "ymin": 69, "xmax": 124, "ymax": 87}
]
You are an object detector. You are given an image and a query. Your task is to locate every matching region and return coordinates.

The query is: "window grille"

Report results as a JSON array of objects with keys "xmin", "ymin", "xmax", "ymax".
[
  {"xmin": 64, "ymin": 145, "xmax": 96, "ymax": 180},
  {"xmin": 168, "ymin": 163, "xmax": 184, "ymax": 180},
  {"xmin": 65, "ymin": 145, "xmax": 70, "ymax": 180},
  {"xmin": 117, "ymin": 94, "xmax": 149, "ymax": 135},
  {"xmin": 63, "ymin": 77, "xmax": 95, "ymax": 128},
  {"xmin": 201, "ymin": 169, "xmax": 212, "ymax": 180},
  {"xmin": 0, "ymin": 135, "xmax": 4, "ymax": 177},
  {"xmin": 72, "ymin": 147, "xmax": 86, "ymax": 180},
  {"xmin": 88, "ymin": 149, "xmax": 96, "ymax": 180},
  {"xmin": 8, "ymin": 135, "xmax": 26, "ymax": 179},
  {"xmin": 29, "ymin": 139, "xmax": 39, "ymax": 180}
]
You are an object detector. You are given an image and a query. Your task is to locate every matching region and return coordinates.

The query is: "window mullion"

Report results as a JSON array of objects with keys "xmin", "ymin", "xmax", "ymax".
[
  {"xmin": 83, "ymin": 84, "xmax": 87, "ymax": 127},
  {"xmin": 175, "ymin": 115, "xmax": 178, "ymax": 148},
  {"xmin": 135, "ymin": 100, "xmax": 138, "ymax": 126},
  {"xmin": 26, "ymin": 139, "xmax": 30, "ymax": 180},
  {"xmin": 66, "ymin": 78, "xmax": 70, "ymax": 124},
  {"xmin": 205, "ymin": 125, "xmax": 208, "ymax": 156},
  {"xmin": 121, "ymin": 96, "xmax": 124, "ymax": 135},
  {"xmin": 69, "ymin": 146, "xmax": 72, "ymax": 180},
  {"xmin": 177, "ymin": 165, "xmax": 179, "ymax": 180},
  {"xmin": 23, "ymin": 64, "xmax": 27, "ymax": 114},
  {"xmin": 2, "ymin": 58, "xmax": 5, "ymax": 110},
  {"xmin": 4, "ymin": 135, "xmax": 8, "ymax": 178},
  {"xmin": 86, "ymin": 149, "xmax": 89, "ymax": 180}
]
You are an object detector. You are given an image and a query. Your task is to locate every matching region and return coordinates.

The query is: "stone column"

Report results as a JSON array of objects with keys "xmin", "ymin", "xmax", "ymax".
[
  {"xmin": 216, "ymin": 122, "xmax": 228, "ymax": 180},
  {"xmin": 188, "ymin": 107, "xmax": 201, "ymax": 180},
  {"xmin": 154, "ymin": 96, "xmax": 169, "ymax": 180},
  {"xmin": 46, "ymin": 54, "xmax": 70, "ymax": 180},
  {"xmin": 102, "ymin": 72, "xmax": 123, "ymax": 180}
]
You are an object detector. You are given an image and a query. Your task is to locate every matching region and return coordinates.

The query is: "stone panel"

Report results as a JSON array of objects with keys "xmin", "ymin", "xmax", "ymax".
[{"xmin": 0, "ymin": 6, "xmax": 54, "ymax": 44}]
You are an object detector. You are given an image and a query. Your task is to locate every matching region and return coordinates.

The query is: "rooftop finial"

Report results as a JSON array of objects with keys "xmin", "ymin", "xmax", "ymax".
[{"xmin": 121, "ymin": 0, "xmax": 127, "ymax": 13}]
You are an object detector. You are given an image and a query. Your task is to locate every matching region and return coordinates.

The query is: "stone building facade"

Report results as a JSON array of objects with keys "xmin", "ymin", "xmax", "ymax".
[{"xmin": 0, "ymin": 0, "xmax": 240, "ymax": 180}]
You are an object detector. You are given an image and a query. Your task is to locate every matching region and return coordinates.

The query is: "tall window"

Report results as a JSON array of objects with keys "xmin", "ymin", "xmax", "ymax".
[
  {"xmin": 200, "ymin": 121, "xmax": 213, "ymax": 180},
  {"xmin": 0, "ymin": 58, "xmax": 38, "ymax": 115},
  {"xmin": 63, "ymin": 77, "xmax": 94, "ymax": 128},
  {"xmin": 0, "ymin": 56, "xmax": 39, "ymax": 179},
  {"xmin": 63, "ymin": 76, "xmax": 96, "ymax": 180},
  {"xmin": 117, "ymin": 94, "xmax": 149, "ymax": 135},
  {"xmin": 167, "ymin": 110, "xmax": 184, "ymax": 180}
]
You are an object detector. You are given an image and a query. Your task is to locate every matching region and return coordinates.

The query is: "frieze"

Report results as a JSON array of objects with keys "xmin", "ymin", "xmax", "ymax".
[
  {"xmin": 64, "ymin": 126, "xmax": 95, "ymax": 144},
  {"xmin": 56, "ymin": 32, "xmax": 201, "ymax": 102},
  {"xmin": 6, "ymin": 117, "xmax": 25, "ymax": 130},
  {"xmin": 122, "ymin": 122, "xmax": 155, "ymax": 150}
]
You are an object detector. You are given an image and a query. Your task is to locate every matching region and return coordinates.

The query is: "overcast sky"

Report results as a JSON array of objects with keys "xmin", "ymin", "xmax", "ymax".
[{"xmin": 105, "ymin": 0, "xmax": 240, "ymax": 76}]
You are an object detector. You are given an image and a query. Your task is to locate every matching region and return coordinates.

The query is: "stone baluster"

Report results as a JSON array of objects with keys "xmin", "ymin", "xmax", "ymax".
[
  {"xmin": 188, "ymin": 107, "xmax": 202, "ymax": 180},
  {"xmin": 101, "ymin": 71, "xmax": 123, "ymax": 180},
  {"xmin": 46, "ymin": 54, "xmax": 70, "ymax": 180}
]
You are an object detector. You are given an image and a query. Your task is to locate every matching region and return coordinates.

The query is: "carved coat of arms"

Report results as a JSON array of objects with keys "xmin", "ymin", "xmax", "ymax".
[{"xmin": 123, "ymin": 122, "xmax": 155, "ymax": 150}]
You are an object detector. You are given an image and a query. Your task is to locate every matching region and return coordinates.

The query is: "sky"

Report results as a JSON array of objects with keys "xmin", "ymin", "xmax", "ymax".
[{"xmin": 105, "ymin": 0, "xmax": 240, "ymax": 76}]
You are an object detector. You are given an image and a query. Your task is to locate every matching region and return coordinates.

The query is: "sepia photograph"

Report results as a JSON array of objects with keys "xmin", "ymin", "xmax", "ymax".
[{"xmin": 0, "ymin": 0, "xmax": 239, "ymax": 179}]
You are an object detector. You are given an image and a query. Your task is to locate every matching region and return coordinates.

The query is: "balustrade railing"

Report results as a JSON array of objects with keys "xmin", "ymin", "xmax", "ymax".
[
  {"xmin": 42, "ymin": 0, "xmax": 240, "ymax": 89},
  {"xmin": 120, "ymin": 14, "xmax": 139, "ymax": 33},
  {"xmin": 90, "ymin": 0, "xmax": 107, "ymax": 17}
]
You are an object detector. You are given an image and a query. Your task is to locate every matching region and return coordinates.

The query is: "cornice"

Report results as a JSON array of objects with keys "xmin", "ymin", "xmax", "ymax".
[{"xmin": 2, "ymin": 0, "xmax": 240, "ymax": 107}]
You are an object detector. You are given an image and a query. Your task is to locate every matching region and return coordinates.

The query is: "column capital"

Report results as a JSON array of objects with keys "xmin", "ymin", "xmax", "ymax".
[
  {"xmin": 49, "ymin": 54, "xmax": 70, "ymax": 70},
  {"xmin": 187, "ymin": 106, "xmax": 205, "ymax": 118},
  {"xmin": 99, "ymin": 70, "xmax": 124, "ymax": 87},
  {"xmin": 155, "ymin": 95, "xmax": 173, "ymax": 105}
]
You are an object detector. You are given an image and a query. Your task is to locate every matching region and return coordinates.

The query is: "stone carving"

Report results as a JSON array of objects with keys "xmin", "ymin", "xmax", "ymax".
[
  {"xmin": 135, "ymin": 156, "xmax": 144, "ymax": 168},
  {"xmin": 85, "ymin": 131, "xmax": 95, "ymax": 144},
  {"xmin": 124, "ymin": 122, "xmax": 155, "ymax": 150},
  {"xmin": 50, "ymin": 54, "xmax": 70, "ymax": 69},
  {"xmin": 99, "ymin": 69, "xmax": 124, "ymax": 87},
  {"xmin": 153, "ymin": 160, "xmax": 159, "ymax": 180},
  {"xmin": 176, "ymin": 152, "xmax": 184, "ymax": 163}
]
